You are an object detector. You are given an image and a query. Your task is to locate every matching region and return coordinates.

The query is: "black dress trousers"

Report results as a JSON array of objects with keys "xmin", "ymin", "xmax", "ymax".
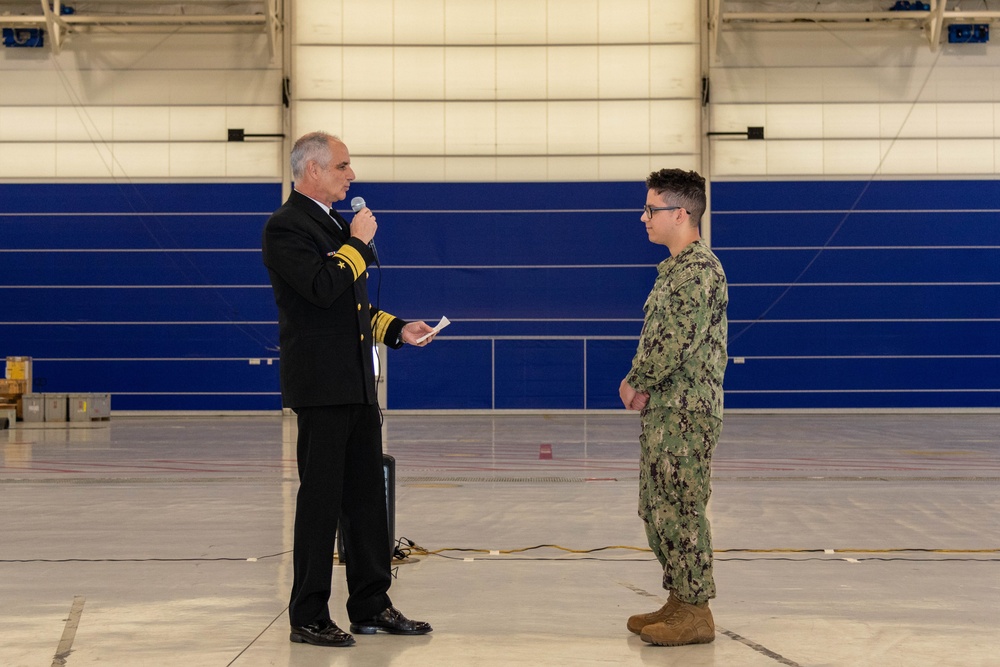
[{"xmin": 289, "ymin": 403, "xmax": 392, "ymax": 626}]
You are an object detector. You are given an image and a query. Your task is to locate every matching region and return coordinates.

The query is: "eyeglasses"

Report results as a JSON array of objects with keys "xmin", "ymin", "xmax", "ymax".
[{"xmin": 643, "ymin": 205, "xmax": 686, "ymax": 217}]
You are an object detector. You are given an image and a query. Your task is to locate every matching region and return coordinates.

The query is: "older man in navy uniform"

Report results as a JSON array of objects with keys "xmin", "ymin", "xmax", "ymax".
[{"xmin": 262, "ymin": 131, "xmax": 436, "ymax": 647}]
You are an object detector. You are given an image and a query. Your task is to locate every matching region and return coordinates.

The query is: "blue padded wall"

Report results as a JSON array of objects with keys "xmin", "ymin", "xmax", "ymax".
[
  {"xmin": 0, "ymin": 183, "xmax": 284, "ymax": 410},
  {"xmin": 2, "ymin": 179, "xmax": 996, "ymax": 410},
  {"xmin": 713, "ymin": 180, "xmax": 1000, "ymax": 409},
  {"xmin": 351, "ymin": 181, "xmax": 656, "ymax": 410}
]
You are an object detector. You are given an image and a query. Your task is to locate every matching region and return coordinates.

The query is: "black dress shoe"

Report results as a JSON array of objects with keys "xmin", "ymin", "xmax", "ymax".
[
  {"xmin": 350, "ymin": 606, "xmax": 432, "ymax": 635},
  {"xmin": 289, "ymin": 619, "xmax": 356, "ymax": 647}
]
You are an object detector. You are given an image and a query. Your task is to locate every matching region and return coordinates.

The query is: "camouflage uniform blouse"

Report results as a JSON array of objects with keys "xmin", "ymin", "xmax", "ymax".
[{"xmin": 625, "ymin": 240, "xmax": 728, "ymax": 417}]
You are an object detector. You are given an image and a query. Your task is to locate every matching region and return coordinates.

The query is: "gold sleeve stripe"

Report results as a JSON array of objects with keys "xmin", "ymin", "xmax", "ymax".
[
  {"xmin": 371, "ymin": 311, "xmax": 394, "ymax": 343},
  {"xmin": 334, "ymin": 245, "xmax": 365, "ymax": 280}
]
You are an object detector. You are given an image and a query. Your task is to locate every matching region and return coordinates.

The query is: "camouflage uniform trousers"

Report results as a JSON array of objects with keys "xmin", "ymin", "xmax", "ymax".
[{"xmin": 638, "ymin": 407, "xmax": 722, "ymax": 605}]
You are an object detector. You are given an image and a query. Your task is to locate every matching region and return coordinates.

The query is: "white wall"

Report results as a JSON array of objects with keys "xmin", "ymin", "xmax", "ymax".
[
  {"xmin": 290, "ymin": 0, "xmax": 703, "ymax": 181},
  {"xmin": 0, "ymin": 32, "xmax": 283, "ymax": 180},
  {"xmin": 4, "ymin": 2, "xmax": 997, "ymax": 183},
  {"xmin": 709, "ymin": 27, "xmax": 1000, "ymax": 178}
]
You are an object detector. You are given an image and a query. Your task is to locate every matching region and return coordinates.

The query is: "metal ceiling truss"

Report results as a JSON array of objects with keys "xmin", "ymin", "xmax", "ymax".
[
  {"xmin": 1, "ymin": 0, "xmax": 281, "ymax": 57},
  {"xmin": 710, "ymin": 0, "xmax": 1000, "ymax": 52}
]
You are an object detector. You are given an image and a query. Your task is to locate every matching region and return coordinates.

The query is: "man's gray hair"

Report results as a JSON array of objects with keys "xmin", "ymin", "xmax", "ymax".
[{"xmin": 290, "ymin": 132, "xmax": 340, "ymax": 180}]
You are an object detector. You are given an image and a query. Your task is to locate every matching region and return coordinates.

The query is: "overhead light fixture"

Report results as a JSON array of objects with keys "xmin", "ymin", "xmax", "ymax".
[
  {"xmin": 2, "ymin": 27, "xmax": 44, "ymax": 48},
  {"xmin": 948, "ymin": 24, "xmax": 989, "ymax": 43}
]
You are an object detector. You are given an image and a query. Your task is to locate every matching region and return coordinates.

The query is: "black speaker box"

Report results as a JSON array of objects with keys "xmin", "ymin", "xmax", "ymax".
[{"xmin": 336, "ymin": 453, "xmax": 395, "ymax": 564}]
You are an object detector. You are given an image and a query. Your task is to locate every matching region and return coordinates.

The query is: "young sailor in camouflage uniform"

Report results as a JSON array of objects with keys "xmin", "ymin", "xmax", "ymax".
[{"xmin": 619, "ymin": 168, "xmax": 728, "ymax": 647}]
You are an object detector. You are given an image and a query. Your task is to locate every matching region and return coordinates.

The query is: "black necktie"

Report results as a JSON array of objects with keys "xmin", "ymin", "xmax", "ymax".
[{"xmin": 328, "ymin": 210, "xmax": 345, "ymax": 233}]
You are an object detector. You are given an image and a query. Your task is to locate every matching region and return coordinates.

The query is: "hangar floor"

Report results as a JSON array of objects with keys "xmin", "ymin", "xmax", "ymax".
[{"xmin": 2, "ymin": 412, "xmax": 997, "ymax": 667}]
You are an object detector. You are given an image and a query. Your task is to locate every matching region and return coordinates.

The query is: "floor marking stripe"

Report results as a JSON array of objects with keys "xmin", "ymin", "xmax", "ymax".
[
  {"xmin": 225, "ymin": 605, "xmax": 288, "ymax": 666},
  {"xmin": 616, "ymin": 580, "xmax": 663, "ymax": 600},
  {"xmin": 717, "ymin": 626, "xmax": 802, "ymax": 667},
  {"xmin": 620, "ymin": 582, "xmax": 801, "ymax": 666},
  {"xmin": 51, "ymin": 595, "xmax": 85, "ymax": 667}
]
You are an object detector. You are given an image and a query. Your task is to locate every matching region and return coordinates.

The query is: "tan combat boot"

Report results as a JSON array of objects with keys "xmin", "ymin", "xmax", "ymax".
[
  {"xmin": 626, "ymin": 593, "xmax": 680, "ymax": 634},
  {"xmin": 639, "ymin": 600, "xmax": 715, "ymax": 646}
]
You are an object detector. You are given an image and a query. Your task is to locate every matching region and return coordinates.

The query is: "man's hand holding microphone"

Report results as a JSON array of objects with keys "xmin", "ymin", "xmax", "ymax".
[
  {"xmin": 349, "ymin": 196, "xmax": 437, "ymax": 347},
  {"xmin": 349, "ymin": 196, "xmax": 377, "ymax": 245}
]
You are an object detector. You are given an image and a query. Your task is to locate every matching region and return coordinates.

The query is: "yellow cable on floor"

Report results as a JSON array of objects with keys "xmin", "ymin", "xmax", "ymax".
[{"xmin": 398, "ymin": 542, "xmax": 998, "ymax": 556}]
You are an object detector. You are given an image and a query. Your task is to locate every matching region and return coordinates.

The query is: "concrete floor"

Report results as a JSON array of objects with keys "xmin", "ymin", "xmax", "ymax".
[{"xmin": 1, "ymin": 412, "xmax": 998, "ymax": 667}]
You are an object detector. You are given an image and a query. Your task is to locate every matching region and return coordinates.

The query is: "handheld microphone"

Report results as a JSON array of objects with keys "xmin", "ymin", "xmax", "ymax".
[{"xmin": 350, "ymin": 196, "xmax": 379, "ymax": 264}]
